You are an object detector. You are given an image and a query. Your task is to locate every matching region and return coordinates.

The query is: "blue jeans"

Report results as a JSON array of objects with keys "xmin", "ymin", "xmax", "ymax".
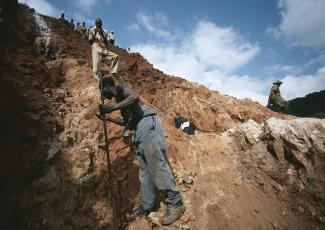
[{"xmin": 134, "ymin": 108, "xmax": 182, "ymax": 210}]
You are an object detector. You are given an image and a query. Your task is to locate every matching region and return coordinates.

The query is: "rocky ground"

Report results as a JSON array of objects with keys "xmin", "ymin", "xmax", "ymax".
[{"xmin": 1, "ymin": 2, "xmax": 324, "ymax": 230}]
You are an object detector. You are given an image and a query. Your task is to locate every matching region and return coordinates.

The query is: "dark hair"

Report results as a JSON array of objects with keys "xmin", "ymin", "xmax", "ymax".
[
  {"xmin": 101, "ymin": 75, "xmax": 116, "ymax": 87},
  {"xmin": 95, "ymin": 18, "xmax": 102, "ymax": 26}
]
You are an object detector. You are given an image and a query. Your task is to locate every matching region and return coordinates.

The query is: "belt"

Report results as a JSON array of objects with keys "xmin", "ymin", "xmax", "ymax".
[{"xmin": 128, "ymin": 112, "xmax": 157, "ymax": 130}]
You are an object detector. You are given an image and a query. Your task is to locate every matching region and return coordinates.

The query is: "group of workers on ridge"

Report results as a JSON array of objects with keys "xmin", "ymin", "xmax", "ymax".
[{"xmin": 59, "ymin": 13, "xmax": 115, "ymax": 44}]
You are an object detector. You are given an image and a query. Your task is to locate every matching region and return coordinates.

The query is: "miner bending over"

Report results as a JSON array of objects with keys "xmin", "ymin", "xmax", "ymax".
[{"xmin": 98, "ymin": 75, "xmax": 185, "ymax": 225}]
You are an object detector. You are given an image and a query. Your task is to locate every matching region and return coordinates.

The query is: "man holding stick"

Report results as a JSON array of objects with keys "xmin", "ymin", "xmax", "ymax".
[{"xmin": 98, "ymin": 75, "xmax": 185, "ymax": 226}]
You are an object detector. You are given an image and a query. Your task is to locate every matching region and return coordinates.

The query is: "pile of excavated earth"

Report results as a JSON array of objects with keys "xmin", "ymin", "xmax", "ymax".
[{"xmin": 1, "ymin": 2, "xmax": 325, "ymax": 230}]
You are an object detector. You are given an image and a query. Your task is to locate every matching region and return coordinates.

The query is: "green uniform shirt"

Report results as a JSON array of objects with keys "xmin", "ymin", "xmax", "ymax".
[{"xmin": 268, "ymin": 84, "xmax": 288, "ymax": 108}]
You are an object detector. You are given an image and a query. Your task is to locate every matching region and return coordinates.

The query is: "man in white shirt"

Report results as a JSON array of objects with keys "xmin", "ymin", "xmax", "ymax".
[
  {"xmin": 88, "ymin": 18, "xmax": 119, "ymax": 81},
  {"xmin": 108, "ymin": 30, "xmax": 115, "ymax": 45}
]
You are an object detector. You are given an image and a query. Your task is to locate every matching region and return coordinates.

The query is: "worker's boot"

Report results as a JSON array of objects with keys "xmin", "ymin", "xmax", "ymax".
[
  {"xmin": 126, "ymin": 207, "xmax": 151, "ymax": 221},
  {"xmin": 160, "ymin": 200, "xmax": 186, "ymax": 225}
]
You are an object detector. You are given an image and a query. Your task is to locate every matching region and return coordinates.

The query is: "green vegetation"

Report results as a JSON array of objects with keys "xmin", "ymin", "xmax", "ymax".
[{"xmin": 288, "ymin": 90, "xmax": 325, "ymax": 118}]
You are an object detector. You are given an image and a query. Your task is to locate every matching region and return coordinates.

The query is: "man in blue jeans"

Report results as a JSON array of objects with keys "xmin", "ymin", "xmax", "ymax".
[{"xmin": 98, "ymin": 75, "xmax": 185, "ymax": 225}]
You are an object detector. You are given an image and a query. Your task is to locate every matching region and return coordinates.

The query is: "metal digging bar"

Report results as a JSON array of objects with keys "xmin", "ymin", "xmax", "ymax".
[{"xmin": 99, "ymin": 75, "xmax": 119, "ymax": 230}]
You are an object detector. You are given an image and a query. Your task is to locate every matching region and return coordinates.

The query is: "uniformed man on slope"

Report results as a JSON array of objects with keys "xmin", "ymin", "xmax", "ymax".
[
  {"xmin": 88, "ymin": 18, "xmax": 120, "ymax": 82},
  {"xmin": 267, "ymin": 80, "xmax": 289, "ymax": 113},
  {"xmin": 98, "ymin": 75, "xmax": 186, "ymax": 226}
]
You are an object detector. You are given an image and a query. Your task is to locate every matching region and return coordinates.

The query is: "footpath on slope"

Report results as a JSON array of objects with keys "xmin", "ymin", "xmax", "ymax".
[{"xmin": 1, "ymin": 3, "xmax": 325, "ymax": 230}]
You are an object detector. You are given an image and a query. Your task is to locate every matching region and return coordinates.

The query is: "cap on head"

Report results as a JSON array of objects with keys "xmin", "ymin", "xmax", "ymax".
[
  {"xmin": 95, "ymin": 18, "xmax": 102, "ymax": 26},
  {"xmin": 273, "ymin": 80, "xmax": 283, "ymax": 85}
]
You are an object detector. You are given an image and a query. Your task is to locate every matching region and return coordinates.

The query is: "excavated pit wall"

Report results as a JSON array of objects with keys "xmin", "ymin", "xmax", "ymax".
[
  {"xmin": 222, "ymin": 118, "xmax": 325, "ymax": 225},
  {"xmin": 0, "ymin": 3, "xmax": 64, "ymax": 229}
]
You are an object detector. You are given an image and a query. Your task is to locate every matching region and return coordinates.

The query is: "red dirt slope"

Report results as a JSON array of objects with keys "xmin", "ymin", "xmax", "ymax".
[{"xmin": 2, "ymin": 3, "xmax": 324, "ymax": 230}]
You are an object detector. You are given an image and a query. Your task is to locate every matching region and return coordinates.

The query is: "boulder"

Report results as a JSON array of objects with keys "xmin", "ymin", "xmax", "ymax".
[{"xmin": 264, "ymin": 118, "xmax": 325, "ymax": 176}]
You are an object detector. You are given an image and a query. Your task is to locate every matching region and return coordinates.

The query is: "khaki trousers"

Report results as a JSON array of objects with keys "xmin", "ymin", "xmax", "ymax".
[{"xmin": 92, "ymin": 47, "xmax": 119, "ymax": 80}]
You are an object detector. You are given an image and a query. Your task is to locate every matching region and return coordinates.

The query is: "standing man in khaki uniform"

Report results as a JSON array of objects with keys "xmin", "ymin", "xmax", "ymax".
[
  {"xmin": 88, "ymin": 18, "xmax": 119, "ymax": 81},
  {"xmin": 267, "ymin": 80, "xmax": 289, "ymax": 113}
]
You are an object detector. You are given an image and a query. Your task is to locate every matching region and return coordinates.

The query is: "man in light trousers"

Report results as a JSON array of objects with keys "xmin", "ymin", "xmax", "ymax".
[{"xmin": 88, "ymin": 18, "xmax": 119, "ymax": 82}]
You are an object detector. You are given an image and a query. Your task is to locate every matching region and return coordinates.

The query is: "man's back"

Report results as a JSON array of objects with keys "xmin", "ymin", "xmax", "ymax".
[
  {"xmin": 269, "ymin": 84, "xmax": 281, "ymax": 103},
  {"xmin": 115, "ymin": 85, "xmax": 144, "ymax": 129},
  {"xmin": 268, "ymin": 84, "xmax": 288, "ymax": 112}
]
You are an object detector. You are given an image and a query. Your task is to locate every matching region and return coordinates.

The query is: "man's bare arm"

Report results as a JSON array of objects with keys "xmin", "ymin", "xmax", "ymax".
[
  {"xmin": 98, "ymin": 29, "xmax": 109, "ymax": 46},
  {"xmin": 106, "ymin": 116, "xmax": 127, "ymax": 126},
  {"xmin": 107, "ymin": 116, "xmax": 127, "ymax": 126},
  {"xmin": 107, "ymin": 87, "xmax": 139, "ymax": 112},
  {"xmin": 96, "ymin": 113, "xmax": 127, "ymax": 126}
]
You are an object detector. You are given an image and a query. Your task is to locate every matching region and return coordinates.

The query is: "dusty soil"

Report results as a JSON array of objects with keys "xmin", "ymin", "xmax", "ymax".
[{"xmin": 0, "ymin": 3, "xmax": 324, "ymax": 230}]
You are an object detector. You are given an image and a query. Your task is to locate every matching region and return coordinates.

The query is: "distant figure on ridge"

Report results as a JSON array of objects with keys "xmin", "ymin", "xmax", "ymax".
[
  {"xmin": 86, "ymin": 26, "xmax": 92, "ymax": 37},
  {"xmin": 59, "ymin": 12, "xmax": 65, "ymax": 20},
  {"xmin": 108, "ymin": 30, "xmax": 115, "ymax": 45},
  {"xmin": 70, "ymin": 19, "xmax": 75, "ymax": 30},
  {"xmin": 88, "ymin": 18, "xmax": 120, "ymax": 82},
  {"xmin": 75, "ymin": 22, "xmax": 80, "ymax": 32},
  {"xmin": 267, "ymin": 80, "xmax": 289, "ymax": 113},
  {"xmin": 79, "ymin": 22, "xmax": 87, "ymax": 36}
]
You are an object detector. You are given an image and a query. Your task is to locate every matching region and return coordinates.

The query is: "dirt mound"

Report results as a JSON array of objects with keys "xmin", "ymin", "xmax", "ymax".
[
  {"xmin": 220, "ymin": 118, "xmax": 325, "ymax": 229},
  {"xmin": 1, "ymin": 4, "xmax": 324, "ymax": 230}
]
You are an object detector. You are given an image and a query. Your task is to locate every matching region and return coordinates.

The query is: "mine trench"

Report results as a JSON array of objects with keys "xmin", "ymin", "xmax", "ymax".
[
  {"xmin": 47, "ymin": 74, "xmax": 143, "ymax": 229},
  {"xmin": 0, "ymin": 50, "xmax": 140, "ymax": 229},
  {"xmin": 0, "ymin": 5, "xmax": 144, "ymax": 228}
]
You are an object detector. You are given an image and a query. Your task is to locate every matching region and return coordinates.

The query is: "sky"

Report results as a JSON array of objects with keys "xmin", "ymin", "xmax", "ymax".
[{"xmin": 18, "ymin": 0, "xmax": 325, "ymax": 105}]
